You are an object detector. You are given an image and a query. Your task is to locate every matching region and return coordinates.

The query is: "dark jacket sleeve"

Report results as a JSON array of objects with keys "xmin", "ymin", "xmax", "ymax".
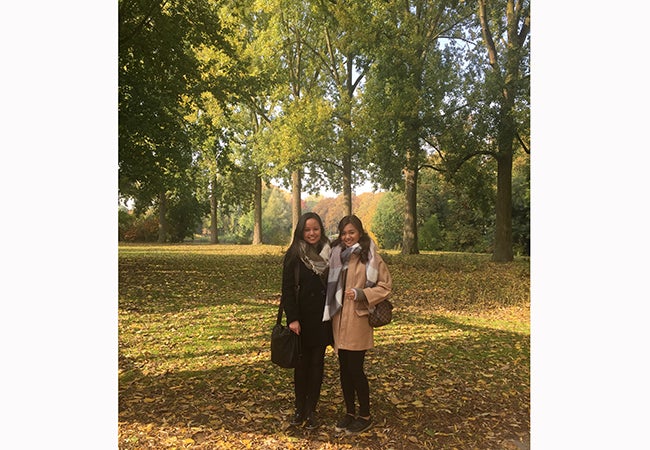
[{"xmin": 281, "ymin": 260, "xmax": 300, "ymax": 324}]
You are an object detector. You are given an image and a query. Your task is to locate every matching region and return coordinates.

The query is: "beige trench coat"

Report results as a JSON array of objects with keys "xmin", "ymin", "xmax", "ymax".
[{"xmin": 331, "ymin": 251, "xmax": 392, "ymax": 351}]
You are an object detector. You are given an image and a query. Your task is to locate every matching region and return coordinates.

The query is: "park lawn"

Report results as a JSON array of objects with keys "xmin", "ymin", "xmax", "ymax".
[{"xmin": 118, "ymin": 243, "xmax": 530, "ymax": 450}]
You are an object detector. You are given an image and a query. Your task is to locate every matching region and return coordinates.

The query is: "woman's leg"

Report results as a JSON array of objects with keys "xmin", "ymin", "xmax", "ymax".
[
  {"xmin": 292, "ymin": 351, "xmax": 308, "ymax": 421},
  {"xmin": 346, "ymin": 350, "xmax": 370, "ymax": 417},
  {"xmin": 339, "ymin": 350, "xmax": 372, "ymax": 434},
  {"xmin": 303, "ymin": 345, "xmax": 326, "ymax": 414},
  {"xmin": 338, "ymin": 349, "xmax": 357, "ymax": 416}
]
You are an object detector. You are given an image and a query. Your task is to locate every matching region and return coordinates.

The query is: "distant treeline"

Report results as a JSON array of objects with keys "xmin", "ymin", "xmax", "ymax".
[{"xmin": 119, "ymin": 154, "xmax": 529, "ymax": 256}]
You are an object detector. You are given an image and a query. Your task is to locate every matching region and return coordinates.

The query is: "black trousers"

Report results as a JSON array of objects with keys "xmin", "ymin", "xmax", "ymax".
[
  {"xmin": 294, "ymin": 344, "xmax": 326, "ymax": 415},
  {"xmin": 338, "ymin": 349, "xmax": 370, "ymax": 417}
]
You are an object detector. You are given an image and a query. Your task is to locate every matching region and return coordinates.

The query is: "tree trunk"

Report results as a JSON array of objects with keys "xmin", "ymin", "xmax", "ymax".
[
  {"xmin": 342, "ymin": 150, "xmax": 352, "ymax": 216},
  {"xmin": 252, "ymin": 175, "xmax": 263, "ymax": 245},
  {"xmin": 493, "ymin": 150, "xmax": 513, "ymax": 261},
  {"xmin": 209, "ymin": 182, "xmax": 218, "ymax": 244},
  {"xmin": 402, "ymin": 162, "xmax": 419, "ymax": 255},
  {"xmin": 478, "ymin": 0, "xmax": 528, "ymax": 262},
  {"xmin": 492, "ymin": 112, "xmax": 515, "ymax": 261},
  {"xmin": 157, "ymin": 191, "xmax": 169, "ymax": 243},
  {"xmin": 342, "ymin": 63, "xmax": 354, "ymax": 216},
  {"xmin": 291, "ymin": 169, "xmax": 302, "ymax": 231}
]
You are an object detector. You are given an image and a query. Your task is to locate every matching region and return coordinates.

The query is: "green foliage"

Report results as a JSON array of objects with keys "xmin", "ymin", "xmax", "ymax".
[
  {"xmin": 418, "ymin": 214, "xmax": 442, "ymax": 251},
  {"xmin": 439, "ymin": 162, "xmax": 496, "ymax": 253},
  {"xmin": 119, "ymin": 244, "xmax": 529, "ymax": 449},
  {"xmin": 440, "ymin": 197, "xmax": 493, "ymax": 253},
  {"xmin": 261, "ymin": 187, "xmax": 292, "ymax": 245},
  {"xmin": 372, "ymin": 192, "xmax": 405, "ymax": 249},
  {"xmin": 217, "ymin": 204, "xmax": 253, "ymax": 244},
  {"xmin": 511, "ymin": 154, "xmax": 530, "ymax": 256},
  {"xmin": 416, "ymin": 162, "xmax": 497, "ymax": 254},
  {"xmin": 119, "ymin": 0, "xmax": 254, "ymax": 227},
  {"xmin": 360, "ymin": 1, "xmax": 473, "ymax": 191},
  {"xmin": 118, "ymin": 0, "xmax": 529, "ymax": 259},
  {"xmin": 216, "ymin": 184, "xmax": 292, "ymax": 245},
  {"xmin": 119, "ymin": 181, "xmax": 208, "ymax": 243},
  {"xmin": 166, "ymin": 188, "xmax": 208, "ymax": 243}
]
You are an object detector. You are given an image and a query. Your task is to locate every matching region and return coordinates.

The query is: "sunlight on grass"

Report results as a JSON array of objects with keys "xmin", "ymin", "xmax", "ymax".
[{"xmin": 119, "ymin": 243, "xmax": 529, "ymax": 449}]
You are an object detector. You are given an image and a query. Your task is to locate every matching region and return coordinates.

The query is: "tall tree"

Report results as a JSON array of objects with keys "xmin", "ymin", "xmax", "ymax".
[
  {"xmin": 301, "ymin": 0, "xmax": 377, "ymax": 215},
  {"xmin": 476, "ymin": 0, "xmax": 529, "ymax": 261},
  {"xmin": 190, "ymin": 100, "xmax": 254, "ymax": 245},
  {"xmin": 201, "ymin": 0, "xmax": 282, "ymax": 245},
  {"xmin": 362, "ymin": 0, "xmax": 471, "ymax": 254},
  {"xmin": 258, "ymin": 0, "xmax": 333, "ymax": 230},
  {"xmin": 119, "ymin": 0, "xmax": 241, "ymax": 241}
]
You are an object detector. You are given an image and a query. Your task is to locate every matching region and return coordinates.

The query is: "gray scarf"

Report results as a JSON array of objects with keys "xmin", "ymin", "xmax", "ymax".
[{"xmin": 299, "ymin": 240, "xmax": 331, "ymax": 277}]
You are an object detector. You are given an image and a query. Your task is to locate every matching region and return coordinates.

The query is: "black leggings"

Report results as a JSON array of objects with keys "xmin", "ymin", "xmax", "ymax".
[
  {"xmin": 294, "ymin": 345, "xmax": 326, "ymax": 415},
  {"xmin": 338, "ymin": 349, "xmax": 370, "ymax": 417}
]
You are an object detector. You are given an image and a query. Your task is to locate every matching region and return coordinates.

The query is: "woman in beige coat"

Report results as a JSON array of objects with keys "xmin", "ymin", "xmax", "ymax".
[{"xmin": 322, "ymin": 215, "xmax": 392, "ymax": 435}]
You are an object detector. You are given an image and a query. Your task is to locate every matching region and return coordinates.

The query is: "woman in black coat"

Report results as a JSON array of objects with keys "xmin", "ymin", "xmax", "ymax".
[{"xmin": 281, "ymin": 212, "xmax": 332, "ymax": 429}]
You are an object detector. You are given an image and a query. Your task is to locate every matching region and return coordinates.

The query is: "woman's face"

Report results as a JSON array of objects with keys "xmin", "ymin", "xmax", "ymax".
[
  {"xmin": 341, "ymin": 223, "xmax": 361, "ymax": 248},
  {"xmin": 303, "ymin": 218, "xmax": 322, "ymax": 245}
]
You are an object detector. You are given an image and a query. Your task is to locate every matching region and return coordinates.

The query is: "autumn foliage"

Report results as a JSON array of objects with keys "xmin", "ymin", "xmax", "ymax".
[{"xmin": 119, "ymin": 244, "xmax": 529, "ymax": 449}]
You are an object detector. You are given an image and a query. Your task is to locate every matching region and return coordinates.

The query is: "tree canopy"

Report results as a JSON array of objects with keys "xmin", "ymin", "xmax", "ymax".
[{"xmin": 118, "ymin": 0, "xmax": 530, "ymax": 259}]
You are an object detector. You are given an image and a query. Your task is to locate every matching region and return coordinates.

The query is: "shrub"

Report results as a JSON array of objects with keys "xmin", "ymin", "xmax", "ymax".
[
  {"xmin": 418, "ymin": 214, "xmax": 442, "ymax": 251},
  {"xmin": 120, "ymin": 212, "xmax": 159, "ymax": 242},
  {"xmin": 372, "ymin": 192, "xmax": 404, "ymax": 249}
]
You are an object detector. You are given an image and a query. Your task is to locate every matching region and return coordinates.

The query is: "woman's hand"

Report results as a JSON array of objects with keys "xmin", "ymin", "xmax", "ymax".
[
  {"xmin": 289, "ymin": 320, "xmax": 301, "ymax": 335},
  {"xmin": 345, "ymin": 289, "xmax": 357, "ymax": 302}
]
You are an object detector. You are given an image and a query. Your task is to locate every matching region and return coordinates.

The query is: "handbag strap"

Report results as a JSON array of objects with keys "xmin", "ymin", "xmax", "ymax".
[{"xmin": 277, "ymin": 262, "xmax": 300, "ymax": 325}]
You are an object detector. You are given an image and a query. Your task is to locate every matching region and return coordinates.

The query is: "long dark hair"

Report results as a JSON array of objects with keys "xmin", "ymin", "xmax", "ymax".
[
  {"xmin": 332, "ymin": 215, "xmax": 371, "ymax": 264},
  {"xmin": 283, "ymin": 212, "xmax": 329, "ymax": 267}
]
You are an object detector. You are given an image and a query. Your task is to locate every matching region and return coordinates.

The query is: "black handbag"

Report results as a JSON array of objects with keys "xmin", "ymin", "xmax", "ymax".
[
  {"xmin": 271, "ymin": 264, "xmax": 302, "ymax": 368},
  {"xmin": 271, "ymin": 318, "xmax": 301, "ymax": 368},
  {"xmin": 368, "ymin": 299, "xmax": 393, "ymax": 328}
]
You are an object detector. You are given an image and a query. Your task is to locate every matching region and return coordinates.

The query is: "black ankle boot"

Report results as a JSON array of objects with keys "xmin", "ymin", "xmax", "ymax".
[
  {"xmin": 290, "ymin": 410, "xmax": 306, "ymax": 426},
  {"xmin": 304, "ymin": 411, "xmax": 319, "ymax": 430}
]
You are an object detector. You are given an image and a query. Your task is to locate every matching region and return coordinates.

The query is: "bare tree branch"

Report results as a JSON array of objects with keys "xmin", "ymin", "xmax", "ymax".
[
  {"xmin": 478, "ymin": 0, "xmax": 498, "ymax": 68},
  {"xmin": 516, "ymin": 132, "xmax": 530, "ymax": 154},
  {"xmin": 450, "ymin": 150, "xmax": 497, "ymax": 176},
  {"xmin": 419, "ymin": 163, "xmax": 446, "ymax": 173}
]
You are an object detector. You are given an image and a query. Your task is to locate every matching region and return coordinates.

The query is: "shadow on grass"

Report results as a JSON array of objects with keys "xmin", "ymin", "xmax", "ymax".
[
  {"xmin": 119, "ymin": 314, "xmax": 529, "ymax": 450},
  {"xmin": 119, "ymin": 254, "xmax": 284, "ymax": 315},
  {"xmin": 119, "ymin": 248, "xmax": 529, "ymax": 448}
]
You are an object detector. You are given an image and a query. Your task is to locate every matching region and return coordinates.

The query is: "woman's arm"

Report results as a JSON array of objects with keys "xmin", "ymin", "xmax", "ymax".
[{"xmin": 282, "ymin": 261, "xmax": 301, "ymax": 333}]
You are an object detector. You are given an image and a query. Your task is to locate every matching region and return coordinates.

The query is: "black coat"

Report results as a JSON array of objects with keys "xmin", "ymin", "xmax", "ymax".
[{"xmin": 282, "ymin": 260, "xmax": 333, "ymax": 348}]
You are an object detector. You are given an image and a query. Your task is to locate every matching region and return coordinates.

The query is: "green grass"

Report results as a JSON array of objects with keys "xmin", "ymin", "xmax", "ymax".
[{"xmin": 119, "ymin": 243, "xmax": 529, "ymax": 449}]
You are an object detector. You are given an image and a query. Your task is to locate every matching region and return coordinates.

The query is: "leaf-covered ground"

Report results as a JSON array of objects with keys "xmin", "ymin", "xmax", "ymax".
[{"xmin": 119, "ymin": 244, "xmax": 529, "ymax": 449}]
